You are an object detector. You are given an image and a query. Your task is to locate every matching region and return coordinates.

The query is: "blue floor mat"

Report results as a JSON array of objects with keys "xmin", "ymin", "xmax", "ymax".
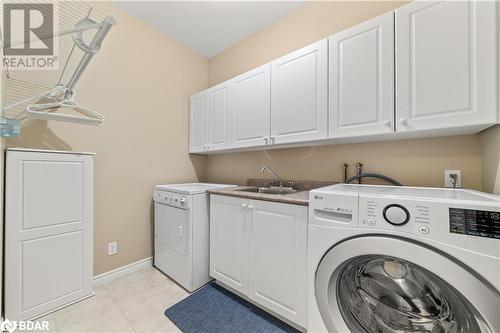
[{"xmin": 165, "ymin": 282, "xmax": 300, "ymax": 333}]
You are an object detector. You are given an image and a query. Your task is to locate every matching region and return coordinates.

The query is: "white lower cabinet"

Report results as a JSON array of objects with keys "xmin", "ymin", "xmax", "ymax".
[
  {"xmin": 210, "ymin": 195, "xmax": 307, "ymax": 328},
  {"xmin": 210, "ymin": 195, "xmax": 249, "ymax": 294},
  {"xmin": 248, "ymin": 200, "xmax": 307, "ymax": 327}
]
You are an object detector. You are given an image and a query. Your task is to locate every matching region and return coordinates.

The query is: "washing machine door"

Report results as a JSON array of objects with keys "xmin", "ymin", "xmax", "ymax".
[{"xmin": 315, "ymin": 236, "xmax": 500, "ymax": 333}]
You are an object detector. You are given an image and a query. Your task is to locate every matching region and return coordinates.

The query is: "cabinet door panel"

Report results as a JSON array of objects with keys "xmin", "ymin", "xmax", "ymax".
[
  {"xmin": 207, "ymin": 82, "xmax": 231, "ymax": 150},
  {"xmin": 209, "ymin": 195, "xmax": 248, "ymax": 294},
  {"xmin": 189, "ymin": 91, "xmax": 207, "ymax": 153},
  {"xmin": 231, "ymin": 65, "xmax": 271, "ymax": 148},
  {"xmin": 5, "ymin": 151, "xmax": 93, "ymax": 321},
  {"xmin": 396, "ymin": 1, "xmax": 497, "ymax": 131},
  {"xmin": 330, "ymin": 12, "xmax": 394, "ymax": 138},
  {"xmin": 271, "ymin": 40, "xmax": 328, "ymax": 144},
  {"xmin": 248, "ymin": 200, "xmax": 307, "ymax": 327}
]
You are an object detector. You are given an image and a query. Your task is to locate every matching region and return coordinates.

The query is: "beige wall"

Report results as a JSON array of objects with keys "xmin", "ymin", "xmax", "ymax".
[
  {"xmin": 206, "ymin": 136, "xmax": 482, "ymax": 189},
  {"xmin": 480, "ymin": 125, "xmax": 500, "ymax": 194},
  {"xmin": 209, "ymin": 1, "xmax": 409, "ymax": 86},
  {"xmin": 205, "ymin": 1, "xmax": 484, "ymax": 190},
  {"xmin": 5, "ymin": 2, "xmax": 208, "ymax": 275}
]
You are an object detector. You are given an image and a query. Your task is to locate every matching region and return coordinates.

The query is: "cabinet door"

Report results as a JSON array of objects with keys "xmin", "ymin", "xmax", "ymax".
[
  {"xmin": 396, "ymin": 1, "xmax": 497, "ymax": 132},
  {"xmin": 271, "ymin": 40, "xmax": 328, "ymax": 144},
  {"xmin": 189, "ymin": 91, "xmax": 207, "ymax": 153},
  {"xmin": 231, "ymin": 64, "xmax": 271, "ymax": 148},
  {"xmin": 248, "ymin": 200, "xmax": 307, "ymax": 327},
  {"xmin": 5, "ymin": 150, "xmax": 93, "ymax": 321},
  {"xmin": 209, "ymin": 195, "xmax": 248, "ymax": 294},
  {"xmin": 329, "ymin": 12, "xmax": 395, "ymax": 138},
  {"xmin": 207, "ymin": 81, "xmax": 231, "ymax": 151}
]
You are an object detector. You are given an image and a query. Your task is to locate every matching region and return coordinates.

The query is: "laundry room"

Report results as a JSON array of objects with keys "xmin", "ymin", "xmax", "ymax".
[{"xmin": 0, "ymin": 1, "xmax": 499, "ymax": 332}]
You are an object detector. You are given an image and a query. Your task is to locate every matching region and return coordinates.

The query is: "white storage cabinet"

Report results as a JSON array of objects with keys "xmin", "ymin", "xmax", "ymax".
[
  {"xmin": 271, "ymin": 40, "xmax": 328, "ymax": 145},
  {"xmin": 231, "ymin": 64, "xmax": 271, "ymax": 149},
  {"xmin": 395, "ymin": 1, "xmax": 497, "ymax": 132},
  {"xmin": 210, "ymin": 194, "xmax": 307, "ymax": 328},
  {"xmin": 329, "ymin": 12, "xmax": 395, "ymax": 138},
  {"xmin": 5, "ymin": 149, "xmax": 94, "ymax": 321},
  {"xmin": 189, "ymin": 91, "xmax": 208, "ymax": 153}
]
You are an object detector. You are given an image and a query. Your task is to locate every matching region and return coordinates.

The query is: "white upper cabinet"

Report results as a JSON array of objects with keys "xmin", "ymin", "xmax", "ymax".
[
  {"xmin": 189, "ymin": 1, "xmax": 499, "ymax": 154},
  {"xmin": 396, "ymin": 1, "xmax": 497, "ymax": 132},
  {"xmin": 231, "ymin": 64, "xmax": 271, "ymax": 148},
  {"xmin": 329, "ymin": 12, "xmax": 395, "ymax": 138},
  {"xmin": 189, "ymin": 91, "xmax": 208, "ymax": 153},
  {"xmin": 271, "ymin": 40, "xmax": 328, "ymax": 144},
  {"xmin": 207, "ymin": 81, "xmax": 232, "ymax": 150}
]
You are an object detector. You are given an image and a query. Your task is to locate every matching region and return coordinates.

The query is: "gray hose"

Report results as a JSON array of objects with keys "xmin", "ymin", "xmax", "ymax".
[{"xmin": 345, "ymin": 173, "xmax": 402, "ymax": 186}]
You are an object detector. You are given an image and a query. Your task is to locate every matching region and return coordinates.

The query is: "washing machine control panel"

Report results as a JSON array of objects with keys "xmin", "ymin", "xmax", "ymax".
[
  {"xmin": 359, "ymin": 197, "xmax": 431, "ymax": 236},
  {"xmin": 449, "ymin": 208, "xmax": 500, "ymax": 239}
]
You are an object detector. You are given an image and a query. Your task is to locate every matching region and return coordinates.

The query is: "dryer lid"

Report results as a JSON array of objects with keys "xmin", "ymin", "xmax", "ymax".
[{"xmin": 154, "ymin": 183, "xmax": 236, "ymax": 195}]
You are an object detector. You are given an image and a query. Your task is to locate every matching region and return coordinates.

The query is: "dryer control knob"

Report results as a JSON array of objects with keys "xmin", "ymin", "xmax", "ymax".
[{"xmin": 383, "ymin": 204, "xmax": 410, "ymax": 226}]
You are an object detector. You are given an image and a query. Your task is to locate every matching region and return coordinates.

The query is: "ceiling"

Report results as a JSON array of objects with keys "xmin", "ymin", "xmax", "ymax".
[{"xmin": 115, "ymin": 1, "xmax": 304, "ymax": 59}]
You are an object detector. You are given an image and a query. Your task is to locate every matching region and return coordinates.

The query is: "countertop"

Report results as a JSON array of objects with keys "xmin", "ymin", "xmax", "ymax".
[
  {"xmin": 208, "ymin": 186, "xmax": 310, "ymax": 206},
  {"xmin": 208, "ymin": 179, "xmax": 337, "ymax": 206}
]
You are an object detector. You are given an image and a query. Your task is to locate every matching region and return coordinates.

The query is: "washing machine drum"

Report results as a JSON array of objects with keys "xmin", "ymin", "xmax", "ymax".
[{"xmin": 315, "ymin": 236, "xmax": 500, "ymax": 333}]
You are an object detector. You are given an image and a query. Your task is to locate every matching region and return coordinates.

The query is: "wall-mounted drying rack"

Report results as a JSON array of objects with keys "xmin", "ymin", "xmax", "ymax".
[{"xmin": 1, "ymin": 2, "xmax": 116, "ymax": 137}]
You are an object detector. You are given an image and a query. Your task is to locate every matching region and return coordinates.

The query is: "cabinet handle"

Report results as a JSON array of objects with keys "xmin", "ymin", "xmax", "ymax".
[
  {"xmin": 241, "ymin": 203, "xmax": 248, "ymax": 209},
  {"xmin": 247, "ymin": 205, "xmax": 254, "ymax": 210},
  {"xmin": 179, "ymin": 226, "xmax": 184, "ymax": 238},
  {"xmin": 264, "ymin": 136, "xmax": 269, "ymax": 144},
  {"xmin": 384, "ymin": 120, "xmax": 392, "ymax": 127},
  {"xmin": 270, "ymin": 136, "xmax": 276, "ymax": 144},
  {"xmin": 206, "ymin": 145, "xmax": 210, "ymax": 151},
  {"xmin": 399, "ymin": 118, "xmax": 408, "ymax": 126}
]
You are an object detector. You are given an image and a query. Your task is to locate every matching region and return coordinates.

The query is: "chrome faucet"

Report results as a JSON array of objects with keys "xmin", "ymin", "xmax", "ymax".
[{"xmin": 261, "ymin": 166, "xmax": 283, "ymax": 188}]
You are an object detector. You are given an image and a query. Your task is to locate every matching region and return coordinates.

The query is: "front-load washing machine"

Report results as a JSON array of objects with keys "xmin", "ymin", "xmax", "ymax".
[{"xmin": 308, "ymin": 184, "xmax": 500, "ymax": 333}]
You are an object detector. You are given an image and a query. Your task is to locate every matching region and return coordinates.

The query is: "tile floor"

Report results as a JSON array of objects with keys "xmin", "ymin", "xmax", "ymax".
[{"xmin": 25, "ymin": 267, "xmax": 187, "ymax": 333}]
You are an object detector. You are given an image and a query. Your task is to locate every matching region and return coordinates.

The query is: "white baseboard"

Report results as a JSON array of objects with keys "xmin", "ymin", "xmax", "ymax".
[{"xmin": 93, "ymin": 257, "xmax": 153, "ymax": 287}]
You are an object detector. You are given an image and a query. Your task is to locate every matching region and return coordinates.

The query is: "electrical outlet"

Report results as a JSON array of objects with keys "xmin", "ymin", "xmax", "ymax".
[
  {"xmin": 444, "ymin": 170, "xmax": 461, "ymax": 188},
  {"xmin": 108, "ymin": 241, "xmax": 117, "ymax": 256}
]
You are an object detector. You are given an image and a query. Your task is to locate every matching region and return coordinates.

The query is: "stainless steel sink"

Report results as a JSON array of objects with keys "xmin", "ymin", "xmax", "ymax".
[{"xmin": 239, "ymin": 186, "xmax": 299, "ymax": 195}]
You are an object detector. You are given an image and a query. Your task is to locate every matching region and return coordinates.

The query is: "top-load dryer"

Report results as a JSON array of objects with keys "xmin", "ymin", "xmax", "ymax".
[{"xmin": 153, "ymin": 183, "xmax": 236, "ymax": 292}]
